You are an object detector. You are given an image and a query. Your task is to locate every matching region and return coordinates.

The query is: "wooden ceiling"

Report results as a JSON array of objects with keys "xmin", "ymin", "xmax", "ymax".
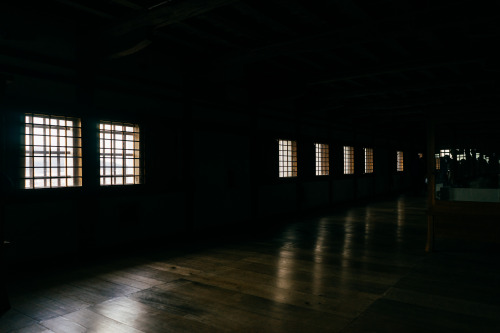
[{"xmin": 1, "ymin": 0, "xmax": 499, "ymax": 143}]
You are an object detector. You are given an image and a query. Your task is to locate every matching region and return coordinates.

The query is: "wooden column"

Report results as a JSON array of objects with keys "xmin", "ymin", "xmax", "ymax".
[
  {"xmin": 0, "ymin": 80, "xmax": 10, "ymax": 315},
  {"xmin": 181, "ymin": 76, "xmax": 195, "ymax": 233},
  {"xmin": 425, "ymin": 118, "xmax": 435, "ymax": 252},
  {"xmin": 249, "ymin": 109, "xmax": 259, "ymax": 222},
  {"xmin": 76, "ymin": 37, "xmax": 99, "ymax": 252},
  {"xmin": 294, "ymin": 101, "xmax": 305, "ymax": 217}
]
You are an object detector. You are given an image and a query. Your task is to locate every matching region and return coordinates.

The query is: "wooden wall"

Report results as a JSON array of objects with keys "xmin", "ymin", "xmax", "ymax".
[{"xmin": 1, "ymin": 38, "xmax": 418, "ymax": 263}]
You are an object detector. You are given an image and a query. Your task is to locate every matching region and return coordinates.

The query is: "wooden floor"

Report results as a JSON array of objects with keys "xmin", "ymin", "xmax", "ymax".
[{"xmin": 1, "ymin": 195, "xmax": 500, "ymax": 332}]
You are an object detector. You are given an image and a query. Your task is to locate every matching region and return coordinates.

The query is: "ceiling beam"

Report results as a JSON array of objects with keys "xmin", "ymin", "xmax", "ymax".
[
  {"xmin": 230, "ymin": 2, "xmax": 292, "ymax": 35},
  {"xmin": 273, "ymin": 0, "xmax": 330, "ymax": 29},
  {"xmin": 173, "ymin": 22, "xmax": 240, "ymax": 50},
  {"xmin": 106, "ymin": 0, "xmax": 238, "ymax": 37},
  {"xmin": 109, "ymin": 39, "xmax": 152, "ymax": 59},
  {"xmin": 317, "ymin": 79, "xmax": 494, "ymax": 100},
  {"xmin": 152, "ymin": 30, "xmax": 207, "ymax": 53},
  {"xmin": 350, "ymin": 93, "xmax": 496, "ymax": 111},
  {"xmin": 53, "ymin": 0, "xmax": 115, "ymax": 20},
  {"xmin": 196, "ymin": 12, "xmax": 263, "ymax": 42},
  {"xmin": 108, "ymin": 0, "xmax": 144, "ymax": 10},
  {"xmin": 308, "ymin": 58, "xmax": 482, "ymax": 85}
]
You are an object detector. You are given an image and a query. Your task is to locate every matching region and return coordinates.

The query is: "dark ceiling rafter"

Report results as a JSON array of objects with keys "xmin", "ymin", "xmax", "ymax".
[
  {"xmin": 272, "ymin": 0, "xmax": 331, "ymax": 29},
  {"xmin": 97, "ymin": 0, "xmax": 241, "ymax": 59},
  {"xmin": 315, "ymin": 79, "xmax": 495, "ymax": 101},
  {"xmin": 353, "ymin": 93, "xmax": 497, "ymax": 112},
  {"xmin": 173, "ymin": 22, "xmax": 241, "ymax": 50},
  {"xmin": 230, "ymin": 2, "xmax": 292, "ymax": 35},
  {"xmin": 152, "ymin": 29, "xmax": 207, "ymax": 53},
  {"xmin": 308, "ymin": 58, "xmax": 483, "ymax": 86},
  {"xmin": 108, "ymin": 0, "xmax": 144, "ymax": 10},
  {"xmin": 105, "ymin": 0, "xmax": 239, "ymax": 37},
  {"xmin": 196, "ymin": 12, "xmax": 263, "ymax": 44},
  {"xmin": 52, "ymin": 0, "xmax": 116, "ymax": 20}
]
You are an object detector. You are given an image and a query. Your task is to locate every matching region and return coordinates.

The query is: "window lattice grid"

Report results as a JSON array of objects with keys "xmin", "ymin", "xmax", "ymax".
[
  {"xmin": 278, "ymin": 139, "xmax": 297, "ymax": 178},
  {"xmin": 343, "ymin": 146, "xmax": 354, "ymax": 175},
  {"xmin": 315, "ymin": 143, "xmax": 329, "ymax": 176},
  {"xmin": 435, "ymin": 154, "xmax": 441, "ymax": 170},
  {"xmin": 24, "ymin": 114, "xmax": 82, "ymax": 189},
  {"xmin": 364, "ymin": 148, "xmax": 374, "ymax": 174},
  {"xmin": 397, "ymin": 151, "xmax": 404, "ymax": 172},
  {"xmin": 440, "ymin": 149, "xmax": 451, "ymax": 157},
  {"xmin": 100, "ymin": 122, "xmax": 141, "ymax": 186}
]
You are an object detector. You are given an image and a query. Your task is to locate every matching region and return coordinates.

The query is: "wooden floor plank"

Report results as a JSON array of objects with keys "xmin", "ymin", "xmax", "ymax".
[
  {"xmin": 9, "ymin": 323, "xmax": 55, "ymax": 333},
  {"xmin": 342, "ymin": 298, "xmax": 500, "ymax": 333},
  {"xmin": 97, "ymin": 271, "xmax": 172, "ymax": 290},
  {"xmin": 384, "ymin": 287, "xmax": 500, "ymax": 320},
  {"xmin": 0, "ymin": 310, "xmax": 39, "ymax": 332},
  {"xmin": 173, "ymin": 270, "xmax": 378, "ymax": 319},
  {"xmin": 40, "ymin": 316, "xmax": 88, "ymax": 333},
  {"xmin": 90, "ymin": 296, "xmax": 220, "ymax": 332},
  {"xmin": 61, "ymin": 308, "xmax": 144, "ymax": 333},
  {"xmin": 149, "ymin": 279, "xmax": 351, "ymax": 330}
]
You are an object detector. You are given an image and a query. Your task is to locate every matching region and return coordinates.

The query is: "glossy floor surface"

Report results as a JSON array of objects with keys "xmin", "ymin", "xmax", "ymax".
[{"xmin": 1, "ymin": 196, "xmax": 499, "ymax": 332}]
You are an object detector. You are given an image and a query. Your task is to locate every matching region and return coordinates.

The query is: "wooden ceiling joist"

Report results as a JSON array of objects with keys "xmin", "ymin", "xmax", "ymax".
[
  {"xmin": 106, "ymin": 0, "xmax": 239, "ymax": 37},
  {"xmin": 308, "ymin": 58, "xmax": 482, "ymax": 86}
]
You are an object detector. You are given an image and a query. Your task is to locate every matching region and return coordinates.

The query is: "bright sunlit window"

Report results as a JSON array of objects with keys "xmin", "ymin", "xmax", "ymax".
[
  {"xmin": 343, "ymin": 146, "xmax": 354, "ymax": 174},
  {"xmin": 315, "ymin": 143, "xmax": 329, "ymax": 176},
  {"xmin": 24, "ymin": 114, "xmax": 82, "ymax": 189},
  {"xmin": 278, "ymin": 139, "xmax": 297, "ymax": 178},
  {"xmin": 100, "ymin": 121, "xmax": 141, "ymax": 185},
  {"xmin": 435, "ymin": 149, "xmax": 452, "ymax": 170},
  {"xmin": 435, "ymin": 153, "xmax": 441, "ymax": 170},
  {"xmin": 440, "ymin": 149, "xmax": 451, "ymax": 158},
  {"xmin": 364, "ymin": 148, "xmax": 373, "ymax": 174},
  {"xmin": 397, "ymin": 151, "xmax": 404, "ymax": 172}
]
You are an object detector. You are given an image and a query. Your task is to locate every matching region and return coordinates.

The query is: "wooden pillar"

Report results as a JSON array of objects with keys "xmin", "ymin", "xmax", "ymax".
[
  {"xmin": 425, "ymin": 118, "xmax": 436, "ymax": 252},
  {"xmin": 249, "ymin": 109, "xmax": 259, "ymax": 222},
  {"xmin": 294, "ymin": 103, "xmax": 303, "ymax": 216},
  {"xmin": 76, "ymin": 36, "xmax": 99, "ymax": 252},
  {"xmin": 181, "ymin": 74, "xmax": 195, "ymax": 233}
]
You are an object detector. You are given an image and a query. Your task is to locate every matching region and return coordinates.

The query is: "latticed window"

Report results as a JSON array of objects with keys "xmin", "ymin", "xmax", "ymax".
[
  {"xmin": 440, "ymin": 149, "xmax": 451, "ymax": 157},
  {"xmin": 364, "ymin": 148, "xmax": 374, "ymax": 174},
  {"xmin": 397, "ymin": 151, "xmax": 404, "ymax": 172},
  {"xmin": 278, "ymin": 139, "xmax": 297, "ymax": 178},
  {"xmin": 24, "ymin": 114, "xmax": 82, "ymax": 189},
  {"xmin": 343, "ymin": 146, "xmax": 354, "ymax": 175},
  {"xmin": 315, "ymin": 143, "xmax": 329, "ymax": 176},
  {"xmin": 100, "ymin": 121, "xmax": 141, "ymax": 185},
  {"xmin": 435, "ymin": 154, "xmax": 440, "ymax": 170}
]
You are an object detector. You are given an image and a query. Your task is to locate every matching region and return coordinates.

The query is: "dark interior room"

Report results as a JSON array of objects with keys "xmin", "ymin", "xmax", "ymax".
[{"xmin": 1, "ymin": 1, "xmax": 500, "ymax": 332}]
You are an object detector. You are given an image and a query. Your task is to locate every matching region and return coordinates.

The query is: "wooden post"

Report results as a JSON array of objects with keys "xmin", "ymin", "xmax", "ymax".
[{"xmin": 425, "ymin": 118, "xmax": 436, "ymax": 252}]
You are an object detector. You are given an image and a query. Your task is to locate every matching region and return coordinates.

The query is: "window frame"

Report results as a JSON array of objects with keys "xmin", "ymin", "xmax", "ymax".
[
  {"xmin": 99, "ymin": 120, "xmax": 142, "ymax": 186},
  {"xmin": 343, "ymin": 146, "xmax": 354, "ymax": 175},
  {"xmin": 23, "ymin": 113, "xmax": 82, "ymax": 189},
  {"xmin": 364, "ymin": 147, "xmax": 374, "ymax": 174},
  {"xmin": 397, "ymin": 150, "xmax": 404, "ymax": 172},
  {"xmin": 315, "ymin": 143, "xmax": 330, "ymax": 176},
  {"xmin": 278, "ymin": 139, "xmax": 297, "ymax": 178}
]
